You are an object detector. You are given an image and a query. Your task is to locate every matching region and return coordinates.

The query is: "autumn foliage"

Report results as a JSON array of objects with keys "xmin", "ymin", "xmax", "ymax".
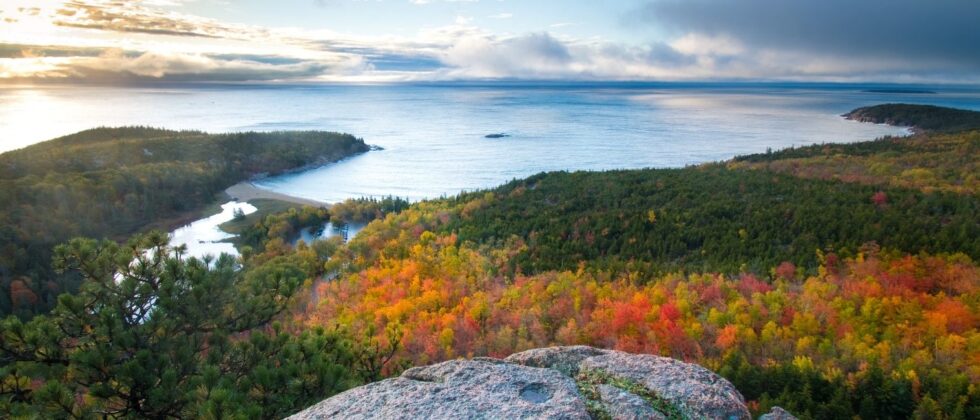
[
  {"xmin": 295, "ymin": 194, "xmax": 980, "ymax": 417},
  {"xmin": 308, "ymin": 224, "xmax": 978, "ymax": 376}
]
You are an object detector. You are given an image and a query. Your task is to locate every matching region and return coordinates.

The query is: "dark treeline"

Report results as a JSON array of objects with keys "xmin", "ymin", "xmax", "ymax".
[
  {"xmin": 0, "ymin": 127, "xmax": 369, "ymax": 318},
  {"xmin": 718, "ymin": 354, "xmax": 978, "ymax": 419},
  {"xmin": 327, "ymin": 196, "xmax": 411, "ymax": 224},
  {"xmin": 443, "ymin": 165, "xmax": 977, "ymax": 278},
  {"xmin": 237, "ymin": 206, "xmax": 333, "ymax": 252},
  {"xmin": 734, "ymin": 135, "xmax": 923, "ymax": 162},
  {"xmin": 734, "ymin": 127, "xmax": 978, "ymax": 165}
]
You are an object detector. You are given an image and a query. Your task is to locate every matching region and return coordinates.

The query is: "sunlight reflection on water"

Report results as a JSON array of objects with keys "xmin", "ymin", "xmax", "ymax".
[
  {"xmin": 169, "ymin": 201, "xmax": 256, "ymax": 259},
  {"xmin": 3, "ymin": 84, "xmax": 979, "ymax": 204}
]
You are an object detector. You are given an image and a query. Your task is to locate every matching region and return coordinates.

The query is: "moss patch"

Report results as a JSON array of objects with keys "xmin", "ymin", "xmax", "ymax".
[
  {"xmin": 575, "ymin": 369, "xmax": 686, "ymax": 420},
  {"xmin": 575, "ymin": 375, "xmax": 612, "ymax": 420}
]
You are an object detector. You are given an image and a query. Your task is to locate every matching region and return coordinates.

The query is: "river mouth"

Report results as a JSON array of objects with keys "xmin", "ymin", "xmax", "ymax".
[
  {"xmin": 170, "ymin": 199, "xmax": 365, "ymax": 260},
  {"xmin": 169, "ymin": 201, "xmax": 257, "ymax": 259}
]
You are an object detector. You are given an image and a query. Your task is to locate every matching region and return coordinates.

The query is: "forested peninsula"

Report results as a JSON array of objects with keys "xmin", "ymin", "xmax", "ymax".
[
  {"xmin": 0, "ymin": 127, "xmax": 368, "ymax": 317},
  {"xmin": 1, "ymin": 105, "xmax": 978, "ymax": 418},
  {"xmin": 844, "ymin": 103, "xmax": 980, "ymax": 133}
]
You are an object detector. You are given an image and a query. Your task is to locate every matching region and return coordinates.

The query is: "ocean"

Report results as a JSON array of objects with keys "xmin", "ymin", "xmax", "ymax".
[{"xmin": 3, "ymin": 82, "xmax": 980, "ymax": 202}]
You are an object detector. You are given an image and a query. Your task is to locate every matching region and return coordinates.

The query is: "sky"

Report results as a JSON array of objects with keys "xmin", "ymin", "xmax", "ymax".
[{"xmin": 1, "ymin": 0, "xmax": 978, "ymax": 84}]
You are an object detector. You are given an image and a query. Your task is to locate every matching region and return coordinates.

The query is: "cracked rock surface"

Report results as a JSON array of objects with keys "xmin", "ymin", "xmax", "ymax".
[{"xmin": 290, "ymin": 346, "xmax": 758, "ymax": 419}]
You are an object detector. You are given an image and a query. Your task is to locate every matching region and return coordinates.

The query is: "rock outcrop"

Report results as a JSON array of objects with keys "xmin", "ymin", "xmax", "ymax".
[
  {"xmin": 759, "ymin": 406, "xmax": 798, "ymax": 420},
  {"xmin": 290, "ymin": 345, "xmax": 759, "ymax": 419}
]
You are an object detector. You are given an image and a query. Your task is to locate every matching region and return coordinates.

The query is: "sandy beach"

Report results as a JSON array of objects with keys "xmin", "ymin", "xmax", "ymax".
[{"xmin": 225, "ymin": 182, "xmax": 328, "ymax": 207}]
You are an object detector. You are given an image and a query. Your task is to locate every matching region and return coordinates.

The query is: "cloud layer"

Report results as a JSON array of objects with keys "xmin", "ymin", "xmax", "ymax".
[
  {"xmin": 645, "ymin": 0, "xmax": 980, "ymax": 66},
  {"xmin": 641, "ymin": 0, "xmax": 980, "ymax": 80},
  {"xmin": 1, "ymin": 0, "xmax": 977, "ymax": 84}
]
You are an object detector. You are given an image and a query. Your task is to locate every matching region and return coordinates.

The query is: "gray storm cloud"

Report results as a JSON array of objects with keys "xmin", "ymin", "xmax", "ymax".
[
  {"xmin": 2, "ymin": 0, "xmax": 978, "ymax": 83},
  {"xmin": 642, "ymin": 0, "xmax": 980, "ymax": 77}
]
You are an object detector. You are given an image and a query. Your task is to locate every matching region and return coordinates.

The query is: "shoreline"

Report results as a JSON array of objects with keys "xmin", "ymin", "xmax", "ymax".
[
  {"xmin": 228, "ymin": 107, "xmax": 913, "ymax": 211},
  {"xmin": 225, "ymin": 182, "xmax": 328, "ymax": 207}
]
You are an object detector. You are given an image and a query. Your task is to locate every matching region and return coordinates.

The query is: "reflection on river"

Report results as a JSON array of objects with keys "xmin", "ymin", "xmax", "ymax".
[
  {"xmin": 169, "ymin": 201, "xmax": 365, "ymax": 260},
  {"xmin": 293, "ymin": 222, "xmax": 366, "ymax": 246},
  {"xmin": 169, "ymin": 201, "xmax": 256, "ymax": 259}
]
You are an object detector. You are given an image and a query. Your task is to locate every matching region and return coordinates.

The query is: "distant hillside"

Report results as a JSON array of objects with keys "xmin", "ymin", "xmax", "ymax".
[
  {"xmin": 843, "ymin": 103, "xmax": 980, "ymax": 132},
  {"xmin": 0, "ymin": 127, "xmax": 369, "ymax": 317},
  {"xmin": 736, "ymin": 106, "xmax": 980, "ymax": 194}
]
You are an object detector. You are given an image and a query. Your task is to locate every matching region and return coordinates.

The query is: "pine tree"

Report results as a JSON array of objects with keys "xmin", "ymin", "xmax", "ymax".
[{"xmin": 0, "ymin": 232, "xmax": 359, "ymax": 417}]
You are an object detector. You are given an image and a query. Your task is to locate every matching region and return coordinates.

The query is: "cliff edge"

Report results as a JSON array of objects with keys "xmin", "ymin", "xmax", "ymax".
[{"xmin": 290, "ymin": 345, "xmax": 795, "ymax": 419}]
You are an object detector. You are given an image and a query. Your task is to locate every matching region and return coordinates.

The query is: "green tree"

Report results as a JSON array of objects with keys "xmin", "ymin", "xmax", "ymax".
[
  {"xmin": 0, "ymin": 232, "xmax": 358, "ymax": 418},
  {"xmin": 914, "ymin": 395, "xmax": 944, "ymax": 420},
  {"xmin": 0, "ymin": 127, "xmax": 369, "ymax": 317}
]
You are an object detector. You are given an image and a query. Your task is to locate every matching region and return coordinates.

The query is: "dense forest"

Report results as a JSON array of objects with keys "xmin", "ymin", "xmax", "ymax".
[
  {"xmin": 440, "ymin": 166, "xmax": 977, "ymax": 277},
  {"xmin": 733, "ymin": 126, "xmax": 979, "ymax": 194},
  {"xmin": 0, "ymin": 231, "xmax": 379, "ymax": 418},
  {"xmin": 0, "ymin": 127, "xmax": 369, "ymax": 318},
  {"xmin": 2, "ymin": 105, "xmax": 978, "ymax": 418}
]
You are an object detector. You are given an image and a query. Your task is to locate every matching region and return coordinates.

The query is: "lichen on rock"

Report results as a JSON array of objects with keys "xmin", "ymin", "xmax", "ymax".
[
  {"xmin": 290, "ymin": 346, "xmax": 765, "ymax": 420},
  {"xmin": 759, "ymin": 406, "xmax": 798, "ymax": 420}
]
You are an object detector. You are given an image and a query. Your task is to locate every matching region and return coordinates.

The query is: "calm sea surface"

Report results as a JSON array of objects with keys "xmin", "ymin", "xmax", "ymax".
[{"xmin": 3, "ymin": 83, "xmax": 980, "ymax": 202}]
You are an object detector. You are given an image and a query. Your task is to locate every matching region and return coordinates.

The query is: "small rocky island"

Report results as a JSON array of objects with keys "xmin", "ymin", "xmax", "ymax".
[{"xmin": 290, "ymin": 346, "xmax": 795, "ymax": 419}]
